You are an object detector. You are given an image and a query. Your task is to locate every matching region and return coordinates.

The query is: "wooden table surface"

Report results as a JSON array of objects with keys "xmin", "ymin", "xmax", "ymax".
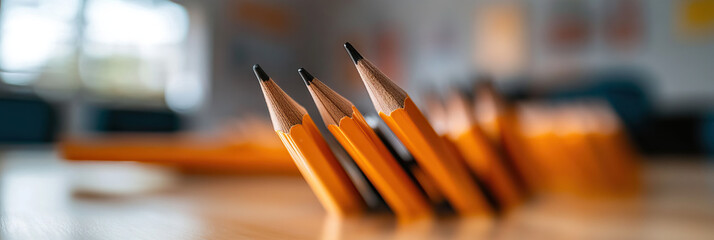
[{"xmin": 1, "ymin": 148, "xmax": 713, "ymax": 240}]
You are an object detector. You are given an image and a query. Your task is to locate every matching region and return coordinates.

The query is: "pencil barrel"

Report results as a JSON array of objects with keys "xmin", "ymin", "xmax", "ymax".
[
  {"xmin": 380, "ymin": 97, "xmax": 493, "ymax": 216},
  {"xmin": 328, "ymin": 109, "xmax": 432, "ymax": 220},
  {"xmin": 451, "ymin": 126, "xmax": 523, "ymax": 210},
  {"xmin": 277, "ymin": 115, "xmax": 365, "ymax": 216}
]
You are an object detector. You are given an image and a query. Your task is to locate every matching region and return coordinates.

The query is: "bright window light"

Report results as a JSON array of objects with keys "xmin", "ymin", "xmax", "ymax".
[
  {"xmin": 0, "ymin": 0, "xmax": 80, "ymax": 85},
  {"xmin": 85, "ymin": 0, "xmax": 188, "ymax": 46}
]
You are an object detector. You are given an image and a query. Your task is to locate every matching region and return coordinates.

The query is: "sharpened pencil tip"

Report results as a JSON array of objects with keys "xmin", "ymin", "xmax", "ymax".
[
  {"xmin": 297, "ymin": 68, "xmax": 314, "ymax": 85},
  {"xmin": 343, "ymin": 42, "xmax": 363, "ymax": 64},
  {"xmin": 253, "ymin": 64, "xmax": 270, "ymax": 81}
]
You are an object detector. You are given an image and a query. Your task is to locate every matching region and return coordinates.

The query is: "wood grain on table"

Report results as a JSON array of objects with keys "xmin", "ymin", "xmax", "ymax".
[{"xmin": 1, "ymin": 149, "xmax": 713, "ymax": 240}]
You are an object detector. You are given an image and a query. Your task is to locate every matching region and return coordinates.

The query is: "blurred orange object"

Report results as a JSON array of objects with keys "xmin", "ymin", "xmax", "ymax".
[
  {"xmin": 517, "ymin": 102, "xmax": 643, "ymax": 198},
  {"xmin": 584, "ymin": 103, "xmax": 643, "ymax": 196},
  {"xmin": 474, "ymin": 82, "xmax": 536, "ymax": 195},
  {"xmin": 60, "ymin": 118, "xmax": 298, "ymax": 175},
  {"xmin": 518, "ymin": 104, "xmax": 576, "ymax": 194},
  {"xmin": 446, "ymin": 91, "xmax": 523, "ymax": 210}
]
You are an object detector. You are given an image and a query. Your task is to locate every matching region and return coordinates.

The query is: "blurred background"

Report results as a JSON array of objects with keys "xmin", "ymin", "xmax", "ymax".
[
  {"xmin": 1, "ymin": 0, "xmax": 714, "ymax": 239},
  {"xmin": 1, "ymin": 0, "xmax": 714, "ymax": 155}
]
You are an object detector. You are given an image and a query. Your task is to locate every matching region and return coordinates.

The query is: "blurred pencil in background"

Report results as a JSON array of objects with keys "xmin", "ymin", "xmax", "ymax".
[
  {"xmin": 444, "ymin": 89, "xmax": 523, "ymax": 210},
  {"xmin": 473, "ymin": 80, "xmax": 539, "ymax": 195},
  {"xmin": 60, "ymin": 132, "xmax": 297, "ymax": 175},
  {"xmin": 515, "ymin": 101, "xmax": 642, "ymax": 198}
]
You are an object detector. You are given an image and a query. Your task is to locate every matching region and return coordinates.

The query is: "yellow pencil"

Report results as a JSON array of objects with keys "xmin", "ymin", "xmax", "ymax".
[
  {"xmin": 473, "ymin": 81, "xmax": 535, "ymax": 194},
  {"xmin": 344, "ymin": 43, "xmax": 492, "ymax": 216},
  {"xmin": 254, "ymin": 64, "xmax": 364, "ymax": 216},
  {"xmin": 300, "ymin": 68, "xmax": 432, "ymax": 220},
  {"xmin": 445, "ymin": 90, "xmax": 523, "ymax": 210}
]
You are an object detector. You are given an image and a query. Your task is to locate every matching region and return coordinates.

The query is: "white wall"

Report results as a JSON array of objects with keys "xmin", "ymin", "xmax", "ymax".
[{"xmin": 330, "ymin": 0, "xmax": 714, "ymax": 112}]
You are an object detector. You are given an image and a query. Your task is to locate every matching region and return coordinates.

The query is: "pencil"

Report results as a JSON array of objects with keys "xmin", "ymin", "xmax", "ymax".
[
  {"xmin": 344, "ymin": 42, "xmax": 492, "ymax": 216},
  {"xmin": 520, "ymin": 104, "xmax": 588, "ymax": 194},
  {"xmin": 60, "ymin": 133, "xmax": 298, "ymax": 175},
  {"xmin": 423, "ymin": 92, "xmax": 469, "ymax": 170},
  {"xmin": 422, "ymin": 91, "xmax": 474, "ymax": 206},
  {"xmin": 557, "ymin": 106, "xmax": 609, "ymax": 196},
  {"xmin": 299, "ymin": 68, "xmax": 432, "ymax": 220},
  {"xmin": 366, "ymin": 115, "xmax": 448, "ymax": 206},
  {"xmin": 423, "ymin": 93, "xmax": 472, "ymax": 175},
  {"xmin": 254, "ymin": 64, "xmax": 364, "ymax": 216},
  {"xmin": 581, "ymin": 103, "xmax": 641, "ymax": 196},
  {"xmin": 423, "ymin": 92, "xmax": 450, "ymax": 136},
  {"xmin": 445, "ymin": 90, "xmax": 523, "ymax": 210},
  {"xmin": 592, "ymin": 105, "xmax": 641, "ymax": 195},
  {"xmin": 474, "ymin": 81, "xmax": 537, "ymax": 194},
  {"xmin": 473, "ymin": 82, "xmax": 502, "ymax": 144}
]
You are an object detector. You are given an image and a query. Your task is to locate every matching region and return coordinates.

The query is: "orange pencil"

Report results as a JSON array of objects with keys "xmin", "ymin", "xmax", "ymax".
[
  {"xmin": 344, "ymin": 43, "xmax": 492, "ymax": 216},
  {"xmin": 518, "ymin": 104, "xmax": 578, "ymax": 194},
  {"xmin": 300, "ymin": 68, "xmax": 432, "ymax": 220},
  {"xmin": 473, "ymin": 81, "xmax": 536, "ymax": 194},
  {"xmin": 254, "ymin": 64, "xmax": 364, "ymax": 216},
  {"xmin": 367, "ymin": 115, "xmax": 447, "ymax": 205},
  {"xmin": 583, "ymin": 103, "xmax": 641, "ymax": 196},
  {"xmin": 60, "ymin": 133, "xmax": 297, "ymax": 175},
  {"xmin": 557, "ymin": 106, "xmax": 610, "ymax": 196},
  {"xmin": 422, "ymin": 92, "xmax": 476, "ymax": 206},
  {"xmin": 423, "ymin": 93, "xmax": 473, "ymax": 178},
  {"xmin": 473, "ymin": 83, "xmax": 502, "ymax": 144},
  {"xmin": 445, "ymin": 90, "xmax": 523, "ymax": 210},
  {"xmin": 602, "ymin": 110, "xmax": 642, "ymax": 195}
]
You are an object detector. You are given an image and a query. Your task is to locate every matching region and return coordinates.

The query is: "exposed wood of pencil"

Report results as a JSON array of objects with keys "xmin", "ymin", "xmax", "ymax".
[
  {"xmin": 445, "ymin": 91, "xmax": 523, "ymax": 210},
  {"xmin": 255, "ymin": 64, "xmax": 364, "ymax": 216},
  {"xmin": 344, "ymin": 43, "xmax": 407, "ymax": 114},
  {"xmin": 344, "ymin": 43, "xmax": 492, "ymax": 216},
  {"xmin": 301, "ymin": 68, "xmax": 432, "ymax": 220},
  {"xmin": 299, "ymin": 68, "xmax": 354, "ymax": 126}
]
